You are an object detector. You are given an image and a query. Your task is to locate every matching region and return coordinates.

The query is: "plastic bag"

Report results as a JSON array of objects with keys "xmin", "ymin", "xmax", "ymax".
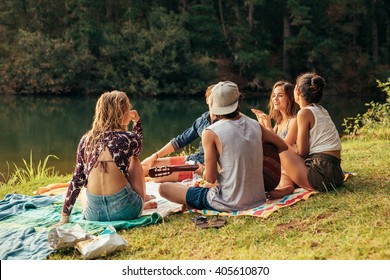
[
  {"xmin": 75, "ymin": 225, "xmax": 128, "ymax": 259},
  {"xmin": 48, "ymin": 224, "xmax": 91, "ymax": 250}
]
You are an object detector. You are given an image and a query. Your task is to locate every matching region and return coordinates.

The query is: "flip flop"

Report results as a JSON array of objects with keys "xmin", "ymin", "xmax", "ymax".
[
  {"xmin": 208, "ymin": 216, "xmax": 226, "ymax": 229},
  {"xmin": 191, "ymin": 215, "xmax": 226, "ymax": 229},
  {"xmin": 191, "ymin": 216, "xmax": 209, "ymax": 229}
]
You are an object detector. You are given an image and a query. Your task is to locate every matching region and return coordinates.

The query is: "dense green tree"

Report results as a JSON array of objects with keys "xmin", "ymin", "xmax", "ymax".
[
  {"xmin": 0, "ymin": 0, "xmax": 389, "ymax": 95},
  {"xmin": 0, "ymin": 30, "xmax": 79, "ymax": 93},
  {"xmin": 184, "ymin": 1, "xmax": 226, "ymax": 56},
  {"xmin": 97, "ymin": 6, "xmax": 214, "ymax": 94}
]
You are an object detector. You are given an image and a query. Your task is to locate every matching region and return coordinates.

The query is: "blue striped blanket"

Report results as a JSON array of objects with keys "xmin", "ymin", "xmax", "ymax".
[{"xmin": 0, "ymin": 193, "xmax": 161, "ymax": 260}]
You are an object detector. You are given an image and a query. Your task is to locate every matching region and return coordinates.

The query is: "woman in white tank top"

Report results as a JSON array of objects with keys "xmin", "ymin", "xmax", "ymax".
[{"xmin": 293, "ymin": 73, "xmax": 344, "ymax": 192}]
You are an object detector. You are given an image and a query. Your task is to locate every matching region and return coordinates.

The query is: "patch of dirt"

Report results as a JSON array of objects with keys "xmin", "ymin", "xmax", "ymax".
[
  {"xmin": 275, "ymin": 220, "xmax": 308, "ymax": 235},
  {"xmin": 316, "ymin": 213, "xmax": 333, "ymax": 221},
  {"xmin": 310, "ymin": 242, "xmax": 319, "ymax": 248}
]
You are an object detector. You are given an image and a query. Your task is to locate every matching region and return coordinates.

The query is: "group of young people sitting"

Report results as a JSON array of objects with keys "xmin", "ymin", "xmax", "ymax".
[{"xmin": 55, "ymin": 72, "xmax": 344, "ymax": 226}]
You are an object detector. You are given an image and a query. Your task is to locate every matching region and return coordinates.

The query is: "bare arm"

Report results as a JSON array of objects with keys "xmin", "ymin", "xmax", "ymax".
[
  {"xmin": 141, "ymin": 142, "xmax": 175, "ymax": 167},
  {"xmin": 154, "ymin": 142, "xmax": 176, "ymax": 158},
  {"xmin": 296, "ymin": 109, "xmax": 312, "ymax": 158},
  {"xmin": 202, "ymin": 129, "xmax": 219, "ymax": 184},
  {"xmin": 128, "ymin": 156, "xmax": 146, "ymax": 200},
  {"xmin": 260, "ymin": 125, "xmax": 289, "ymax": 153},
  {"xmin": 251, "ymin": 108, "xmax": 273, "ymax": 130},
  {"xmin": 284, "ymin": 117, "xmax": 298, "ymax": 147}
]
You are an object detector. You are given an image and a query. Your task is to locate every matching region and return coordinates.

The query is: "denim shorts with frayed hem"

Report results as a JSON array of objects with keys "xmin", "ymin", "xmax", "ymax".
[
  {"xmin": 83, "ymin": 183, "xmax": 143, "ymax": 221},
  {"xmin": 186, "ymin": 186, "xmax": 215, "ymax": 210}
]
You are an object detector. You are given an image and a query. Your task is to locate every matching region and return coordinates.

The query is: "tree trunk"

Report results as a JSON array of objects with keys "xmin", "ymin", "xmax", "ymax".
[
  {"xmin": 178, "ymin": 0, "xmax": 188, "ymax": 11},
  {"xmin": 218, "ymin": 0, "xmax": 228, "ymax": 40},
  {"xmin": 247, "ymin": 0, "xmax": 254, "ymax": 31},
  {"xmin": 283, "ymin": 13, "xmax": 292, "ymax": 80},
  {"xmin": 371, "ymin": 0, "xmax": 379, "ymax": 64}
]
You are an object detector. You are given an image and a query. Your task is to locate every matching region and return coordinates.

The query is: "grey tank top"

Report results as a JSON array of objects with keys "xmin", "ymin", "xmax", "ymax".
[
  {"xmin": 275, "ymin": 118, "xmax": 291, "ymax": 139},
  {"xmin": 206, "ymin": 115, "xmax": 266, "ymax": 212}
]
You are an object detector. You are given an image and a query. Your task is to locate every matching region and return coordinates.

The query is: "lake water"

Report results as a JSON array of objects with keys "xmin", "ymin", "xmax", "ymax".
[{"xmin": 0, "ymin": 93, "xmax": 372, "ymax": 177}]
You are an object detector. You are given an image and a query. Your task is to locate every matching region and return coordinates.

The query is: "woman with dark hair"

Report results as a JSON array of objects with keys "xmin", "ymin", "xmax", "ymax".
[{"xmin": 292, "ymin": 73, "xmax": 344, "ymax": 192}]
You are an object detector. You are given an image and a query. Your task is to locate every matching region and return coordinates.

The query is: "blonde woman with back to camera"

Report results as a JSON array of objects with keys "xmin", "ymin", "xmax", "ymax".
[{"xmin": 56, "ymin": 90, "xmax": 156, "ymax": 226}]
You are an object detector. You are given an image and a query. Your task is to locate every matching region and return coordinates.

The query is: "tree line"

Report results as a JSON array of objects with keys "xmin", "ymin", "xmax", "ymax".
[{"xmin": 0, "ymin": 0, "xmax": 389, "ymax": 96}]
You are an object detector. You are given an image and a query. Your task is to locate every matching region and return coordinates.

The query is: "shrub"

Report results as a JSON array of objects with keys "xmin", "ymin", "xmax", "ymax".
[
  {"xmin": 4, "ymin": 152, "xmax": 59, "ymax": 186},
  {"xmin": 342, "ymin": 78, "xmax": 390, "ymax": 140}
]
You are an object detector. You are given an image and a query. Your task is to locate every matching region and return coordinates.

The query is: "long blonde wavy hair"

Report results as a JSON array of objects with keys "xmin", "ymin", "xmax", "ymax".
[{"xmin": 84, "ymin": 90, "xmax": 131, "ymax": 160}]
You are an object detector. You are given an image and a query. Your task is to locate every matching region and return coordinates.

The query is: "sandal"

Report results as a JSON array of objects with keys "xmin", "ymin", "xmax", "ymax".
[
  {"xmin": 191, "ymin": 216, "xmax": 209, "ymax": 229},
  {"xmin": 191, "ymin": 215, "xmax": 226, "ymax": 229},
  {"xmin": 208, "ymin": 215, "xmax": 226, "ymax": 229}
]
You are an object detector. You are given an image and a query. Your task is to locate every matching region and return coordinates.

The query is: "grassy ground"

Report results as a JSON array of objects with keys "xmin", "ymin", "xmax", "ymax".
[{"xmin": 1, "ymin": 138, "xmax": 389, "ymax": 260}]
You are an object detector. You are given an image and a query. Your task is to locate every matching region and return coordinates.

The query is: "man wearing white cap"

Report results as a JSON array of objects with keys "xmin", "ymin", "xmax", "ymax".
[
  {"xmin": 159, "ymin": 81, "xmax": 317, "ymax": 214},
  {"xmin": 159, "ymin": 81, "xmax": 267, "ymax": 212}
]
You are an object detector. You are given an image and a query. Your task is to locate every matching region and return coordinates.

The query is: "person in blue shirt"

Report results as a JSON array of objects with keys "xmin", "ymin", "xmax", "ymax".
[{"xmin": 142, "ymin": 84, "xmax": 217, "ymax": 182}]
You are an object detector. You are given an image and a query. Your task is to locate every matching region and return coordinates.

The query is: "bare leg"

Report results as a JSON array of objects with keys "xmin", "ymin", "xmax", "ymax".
[
  {"xmin": 128, "ymin": 156, "xmax": 157, "ymax": 209},
  {"xmin": 159, "ymin": 182, "xmax": 191, "ymax": 206},
  {"xmin": 279, "ymin": 147, "xmax": 315, "ymax": 191},
  {"xmin": 141, "ymin": 164, "xmax": 150, "ymax": 177},
  {"xmin": 145, "ymin": 157, "xmax": 182, "ymax": 182},
  {"xmin": 145, "ymin": 194, "xmax": 156, "ymax": 202},
  {"xmin": 151, "ymin": 173, "xmax": 180, "ymax": 183},
  {"xmin": 34, "ymin": 182, "xmax": 70, "ymax": 194},
  {"xmin": 268, "ymin": 172, "xmax": 295, "ymax": 199},
  {"xmin": 261, "ymin": 126, "xmax": 314, "ymax": 191}
]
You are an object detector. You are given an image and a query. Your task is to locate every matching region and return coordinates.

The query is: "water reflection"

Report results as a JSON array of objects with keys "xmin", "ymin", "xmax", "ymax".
[{"xmin": 0, "ymin": 94, "xmax": 371, "ymax": 176}]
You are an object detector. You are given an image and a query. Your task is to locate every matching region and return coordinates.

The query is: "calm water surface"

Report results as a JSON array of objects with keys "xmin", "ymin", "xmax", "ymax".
[{"xmin": 0, "ymin": 93, "xmax": 372, "ymax": 177}]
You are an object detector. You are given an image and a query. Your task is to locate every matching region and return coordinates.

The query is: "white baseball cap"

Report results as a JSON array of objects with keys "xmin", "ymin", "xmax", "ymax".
[{"xmin": 211, "ymin": 81, "xmax": 240, "ymax": 115}]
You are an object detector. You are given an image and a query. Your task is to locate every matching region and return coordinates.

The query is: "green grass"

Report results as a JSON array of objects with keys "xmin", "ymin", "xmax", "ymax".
[{"xmin": 1, "ymin": 137, "xmax": 389, "ymax": 260}]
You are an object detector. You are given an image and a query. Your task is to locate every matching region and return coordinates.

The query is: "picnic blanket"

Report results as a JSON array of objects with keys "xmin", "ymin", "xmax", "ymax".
[
  {"xmin": 186, "ymin": 171, "xmax": 356, "ymax": 217},
  {"xmin": 0, "ymin": 181, "xmax": 184, "ymax": 260},
  {"xmin": 0, "ymin": 193, "xmax": 162, "ymax": 260},
  {"xmin": 187, "ymin": 187, "xmax": 316, "ymax": 218}
]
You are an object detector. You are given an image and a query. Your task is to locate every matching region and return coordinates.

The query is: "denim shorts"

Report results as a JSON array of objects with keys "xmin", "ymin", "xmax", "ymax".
[
  {"xmin": 186, "ymin": 186, "xmax": 215, "ymax": 210},
  {"xmin": 83, "ymin": 183, "xmax": 143, "ymax": 221}
]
